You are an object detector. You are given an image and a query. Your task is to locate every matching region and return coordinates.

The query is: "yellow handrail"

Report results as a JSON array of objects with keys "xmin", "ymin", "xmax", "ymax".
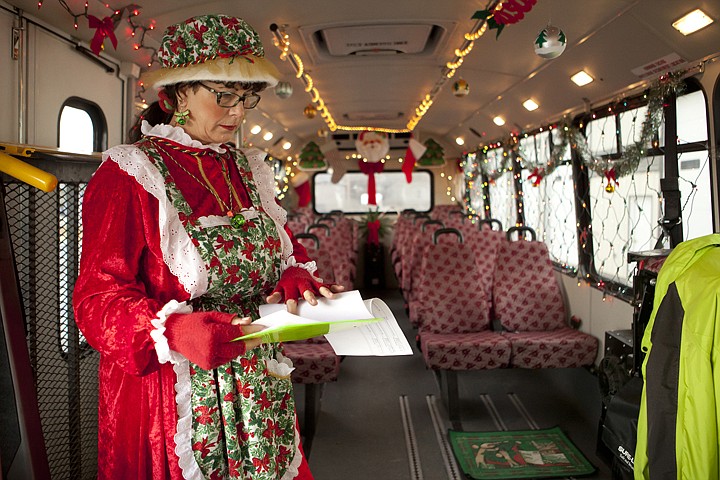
[{"xmin": 0, "ymin": 151, "xmax": 58, "ymax": 192}]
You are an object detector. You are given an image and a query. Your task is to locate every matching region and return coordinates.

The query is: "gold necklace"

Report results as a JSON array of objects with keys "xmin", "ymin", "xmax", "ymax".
[{"xmin": 150, "ymin": 138, "xmax": 247, "ymax": 227}]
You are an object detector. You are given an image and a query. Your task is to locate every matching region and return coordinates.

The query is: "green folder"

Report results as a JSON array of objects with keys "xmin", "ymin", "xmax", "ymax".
[{"xmin": 233, "ymin": 317, "xmax": 382, "ymax": 343}]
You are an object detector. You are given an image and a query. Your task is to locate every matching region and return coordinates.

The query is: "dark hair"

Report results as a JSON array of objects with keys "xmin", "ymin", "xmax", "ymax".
[{"xmin": 128, "ymin": 81, "xmax": 268, "ymax": 143}]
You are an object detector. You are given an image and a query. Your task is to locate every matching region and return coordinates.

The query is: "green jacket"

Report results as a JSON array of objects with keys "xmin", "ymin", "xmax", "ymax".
[{"xmin": 635, "ymin": 234, "xmax": 720, "ymax": 479}]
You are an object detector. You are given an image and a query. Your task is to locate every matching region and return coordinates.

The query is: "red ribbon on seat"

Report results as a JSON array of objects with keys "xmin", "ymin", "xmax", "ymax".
[{"xmin": 367, "ymin": 220, "xmax": 381, "ymax": 246}]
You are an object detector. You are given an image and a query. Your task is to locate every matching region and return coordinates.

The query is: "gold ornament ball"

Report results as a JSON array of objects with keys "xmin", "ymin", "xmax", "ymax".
[
  {"xmin": 605, "ymin": 183, "xmax": 615, "ymax": 193},
  {"xmin": 453, "ymin": 78, "xmax": 470, "ymax": 97},
  {"xmin": 303, "ymin": 104, "xmax": 317, "ymax": 119}
]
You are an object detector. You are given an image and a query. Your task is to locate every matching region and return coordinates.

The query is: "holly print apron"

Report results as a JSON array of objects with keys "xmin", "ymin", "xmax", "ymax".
[{"xmin": 142, "ymin": 139, "xmax": 298, "ymax": 480}]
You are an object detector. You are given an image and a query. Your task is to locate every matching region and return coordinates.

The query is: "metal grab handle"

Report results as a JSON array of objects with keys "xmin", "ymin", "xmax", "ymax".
[
  {"xmin": 306, "ymin": 223, "xmax": 331, "ymax": 237},
  {"xmin": 295, "ymin": 232, "xmax": 321, "ymax": 249},
  {"xmin": 506, "ymin": 226, "xmax": 537, "ymax": 241},
  {"xmin": 422, "ymin": 219, "xmax": 444, "ymax": 233},
  {"xmin": 433, "ymin": 227, "xmax": 464, "ymax": 244},
  {"xmin": 477, "ymin": 218, "xmax": 503, "ymax": 231}
]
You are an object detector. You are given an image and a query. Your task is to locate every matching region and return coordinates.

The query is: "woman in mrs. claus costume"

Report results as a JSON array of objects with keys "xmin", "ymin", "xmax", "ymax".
[{"xmin": 73, "ymin": 14, "xmax": 342, "ymax": 480}]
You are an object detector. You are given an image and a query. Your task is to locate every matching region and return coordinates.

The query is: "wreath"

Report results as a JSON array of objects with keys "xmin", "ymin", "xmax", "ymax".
[
  {"xmin": 518, "ymin": 123, "xmax": 578, "ymax": 186},
  {"xmin": 578, "ymin": 70, "xmax": 686, "ymax": 188},
  {"xmin": 476, "ymin": 139, "xmax": 514, "ymax": 181}
]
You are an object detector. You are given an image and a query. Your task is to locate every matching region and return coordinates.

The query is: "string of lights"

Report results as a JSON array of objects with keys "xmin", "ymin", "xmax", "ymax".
[{"xmin": 270, "ymin": 1, "xmax": 502, "ymax": 134}]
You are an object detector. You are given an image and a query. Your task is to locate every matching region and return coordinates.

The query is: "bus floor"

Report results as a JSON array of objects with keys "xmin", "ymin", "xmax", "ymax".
[{"xmin": 295, "ymin": 287, "xmax": 613, "ymax": 480}]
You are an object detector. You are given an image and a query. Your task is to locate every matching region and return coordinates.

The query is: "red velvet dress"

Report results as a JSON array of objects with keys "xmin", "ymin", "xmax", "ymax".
[{"xmin": 73, "ymin": 123, "xmax": 315, "ymax": 479}]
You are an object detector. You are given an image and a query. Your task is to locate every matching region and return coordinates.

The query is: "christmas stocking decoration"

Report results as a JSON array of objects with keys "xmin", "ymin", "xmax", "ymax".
[
  {"xmin": 291, "ymin": 171, "xmax": 311, "ymax": 207},
  {"xmin": 402, "ymin": 137, "xmax": 427, "ymax": 183},
  {"xmin": 321, "ymin": 142, "xmax": 347, "ymax": 184}
]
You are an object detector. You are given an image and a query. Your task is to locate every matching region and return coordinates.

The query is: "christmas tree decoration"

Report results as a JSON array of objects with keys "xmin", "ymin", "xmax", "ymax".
[
  {"xmin": 417, "ymin": 138, "xmax": 445, "ymax": 166},
  {"xmin": 303, "ymin": 104, "xmax": 317, "ymax": 119},
  {"xmin": 534, "ymin": 25, "xmax": 567, "ymax": 59},
  {"xmin": 297, "ymin": 141, "xmax": 327, "ymax": 171},
  {"xmin": 355, "ymin": 131, "xmax": 389, "ymax": 163},
  {"xmin": 453, "ymin": 78, "xmax": 470, "ymax": 97},
  {"xmin": 472, "ymin": 0, "xmax": 537, "ymax": 38},
  {"xmin": 274, "ymin": 81, "xmax": 293, "ymax": 99},
  {"xmin": 401, "ymin": 138, "xmax": 428, "ymax": 183}
]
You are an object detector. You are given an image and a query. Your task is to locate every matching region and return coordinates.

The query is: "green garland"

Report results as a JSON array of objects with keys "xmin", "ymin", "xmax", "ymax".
[
  {"xmin": 519, "ymin": 123, "xmax": 577, "ymax": 186},
  {"xmin": 578, "ymin": 70, "xmax": 686, "ymax": 183},
  {"xmin": 476, "ymin": 140, "xmax": 514, "ymax": 180}
]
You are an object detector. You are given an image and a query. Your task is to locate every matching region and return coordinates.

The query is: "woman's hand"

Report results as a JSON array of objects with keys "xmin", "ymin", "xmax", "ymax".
[
  {"xmin": 266, "ymin": 267, "xmax": 345, "ymax": 314},
  {"xmin": 165, "ymin": 311, "xmax": 265, "ymax": 370},
  {"xmin": 231, "ymin": 316, "xmax": 264, "ymax": 350}
]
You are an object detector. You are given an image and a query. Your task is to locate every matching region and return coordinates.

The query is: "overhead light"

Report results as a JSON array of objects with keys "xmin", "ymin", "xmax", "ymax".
[
  {"xmin": 263, "ymin": 131, "xmax": 274, "ymax": 141},
  {"xmin": 282, "ymin": 141, "xmax": 292, "ymax": 150},
  {"xmin": 493, "ymin": 116, "xmax": 505, "ymax": 126},
  {"xmin": 455, "ymin": 136, "xmax": 465, "ymax": 145},
  {"xmin": 250, "ymin": 125, "xmax": 261, "ymax": 134},
  {"xmin": 523, "ymin": 99, "xmax": 539, "ymax": 111},
  {"xmin": 571, "ymin": 70, "xmax": 594, "ymax": 86},
  {"xmin": 672, "ymin": 9, "xmax": 713, "ymax": 35}
]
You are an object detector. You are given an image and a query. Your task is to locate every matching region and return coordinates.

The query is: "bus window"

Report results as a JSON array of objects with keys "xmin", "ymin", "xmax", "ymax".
[
  {"xmin": 589, "ymin": 99, "xmax": 664, "ymax": 285},
  {"xmin": 486, "ymin": 147, "xmax": 516, "ymax": 228},
  {"xmin": 462, "ymin": 152, "xmax": 486, "ymax": 216},
  {"xmin": 313, "ymin": 170, "xmax": 433, "ymax": 214},
  {"xmin": 58, "ymin": 97, "xmax": 107, "ymax": 154},
  {"xmin": 521, "ymin": 129, "xmax": 577, "ymax": 269},
  {"xmin": 676, "ymin": 89, "xmax": 713, "ymax": 241},
  {"xmin": 589, "ymin": 84, "xmax": 712, "ymax": 287}
]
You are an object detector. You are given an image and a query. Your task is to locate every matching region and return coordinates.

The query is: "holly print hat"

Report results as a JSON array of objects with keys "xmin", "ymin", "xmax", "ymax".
[{"xmin": 142, "ymin": 14, "xmax": 280, "ymax": 89}]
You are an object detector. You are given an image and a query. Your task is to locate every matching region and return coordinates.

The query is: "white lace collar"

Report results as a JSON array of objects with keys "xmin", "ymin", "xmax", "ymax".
[{"xmin": 141, "ymin": 121, "xmax": 227, "ymax": 154}]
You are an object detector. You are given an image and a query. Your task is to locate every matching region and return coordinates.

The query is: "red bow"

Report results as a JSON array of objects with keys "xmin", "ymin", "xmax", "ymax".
[
  {"xmin": 493, "ymin": 0, "xmax": 537, "ymax": 25},
  {"xmin": 367, "ymin": 220, "xmax": 381, "ymax": 246},
  {"xmin": 604, "ymin": 168, "xmax": 618, "ymax": 187},
  {"xmin": 88, "ymin": 15, "xmax": 118, "ymax": 55},
  {"xmin": 528, "ymin": 167, "xmax": 544, "ymax": 187}
]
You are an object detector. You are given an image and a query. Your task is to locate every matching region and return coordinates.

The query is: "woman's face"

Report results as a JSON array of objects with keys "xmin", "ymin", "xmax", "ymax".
[{"xmin": 175, "ymin": 82, "xmax": 251, "ymax": 144}]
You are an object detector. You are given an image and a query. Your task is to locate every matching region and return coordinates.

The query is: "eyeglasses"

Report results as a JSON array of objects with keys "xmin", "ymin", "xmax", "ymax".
[{"xmin": 198, "ymin": 83, "xmax": 261, "ymax": 109}]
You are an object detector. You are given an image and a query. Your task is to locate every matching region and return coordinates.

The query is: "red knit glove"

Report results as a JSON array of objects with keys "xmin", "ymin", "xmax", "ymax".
[
  {"xmin": 270, "ymin": 266, "xmax": 330, "ymax": 303},
  {"xmin": 164, "ymin": 311, "xmax": 247, "ymax": 370}
]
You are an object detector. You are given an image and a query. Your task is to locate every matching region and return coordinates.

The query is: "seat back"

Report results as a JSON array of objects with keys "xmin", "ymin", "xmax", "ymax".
[
  {"xmin": 416, "ymin": 238, "xmax": 491, "ymax": 334},
  {"xmin": 493, "ymin": 240, "xmax": 567, "ymax": 332}
]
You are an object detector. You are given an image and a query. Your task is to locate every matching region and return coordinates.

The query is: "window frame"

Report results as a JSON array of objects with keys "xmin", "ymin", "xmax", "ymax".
[{"xmin": 57, "ymin": 97, "xmax": 108, "ymax": 153}]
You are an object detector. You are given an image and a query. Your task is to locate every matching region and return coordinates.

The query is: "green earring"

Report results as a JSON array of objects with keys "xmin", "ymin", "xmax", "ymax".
[{"xmin": 174, "ymin": 109, "xmax": 190, "ymax": 126}]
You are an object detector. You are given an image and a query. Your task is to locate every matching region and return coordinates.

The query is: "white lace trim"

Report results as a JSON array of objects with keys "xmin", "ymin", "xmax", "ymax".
[
  {"xmin": 103, "ymin": 145, "xmax": 208, "ymax": 299},
  {"xmin": 141, "ymin": 121, "xmax": 226, "ymax": 153},
  {"xmin": 149, "ymin": 300, "xmax": 192, "ymax": 365},
  {"xmin": 173, "ymin": 360, "xmax": 204, "ymax": 480},
  {"xmin": 283, "ymin": 256, "xmax": 318, "ymax": 277},
  {"xmin": 243, "ymin": 148, "xmax": 294, "ymax": 261},
  {"xmin": 281, "ymin": 427, "xmax": 302, "ymax": 480}
]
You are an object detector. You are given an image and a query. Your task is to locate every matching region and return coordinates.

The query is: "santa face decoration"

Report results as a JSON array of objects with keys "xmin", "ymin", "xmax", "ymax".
[{"xmin": 355, "ymin": 131, "xmax": 390, "ymax": 163}]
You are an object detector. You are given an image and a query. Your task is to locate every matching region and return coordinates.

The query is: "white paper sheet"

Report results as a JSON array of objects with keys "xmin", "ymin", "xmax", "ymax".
[{"xmin": 258, "ymin": 290, "xmax": 413, "ymax": 356}]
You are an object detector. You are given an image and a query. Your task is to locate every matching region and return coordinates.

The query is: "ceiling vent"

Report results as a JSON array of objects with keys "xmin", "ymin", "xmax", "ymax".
[{"xmin": 308, "ymin": 23, "xmax": 447, "ymax": 58}]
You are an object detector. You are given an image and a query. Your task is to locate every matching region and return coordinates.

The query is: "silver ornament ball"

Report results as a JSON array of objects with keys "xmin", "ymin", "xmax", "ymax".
[{"xmin": 534, "ymin": 25, "xmax": 567, "ymax": 59}]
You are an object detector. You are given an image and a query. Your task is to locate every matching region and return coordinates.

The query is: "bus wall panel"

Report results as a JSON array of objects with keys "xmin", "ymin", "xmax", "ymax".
[
  {"xmin": 25, "ymin": 24, "xmax": 124, "ymax": 149},
  {"xmin": 0, "ymin": 10, "xmax": 20, "ymax": 143}
]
